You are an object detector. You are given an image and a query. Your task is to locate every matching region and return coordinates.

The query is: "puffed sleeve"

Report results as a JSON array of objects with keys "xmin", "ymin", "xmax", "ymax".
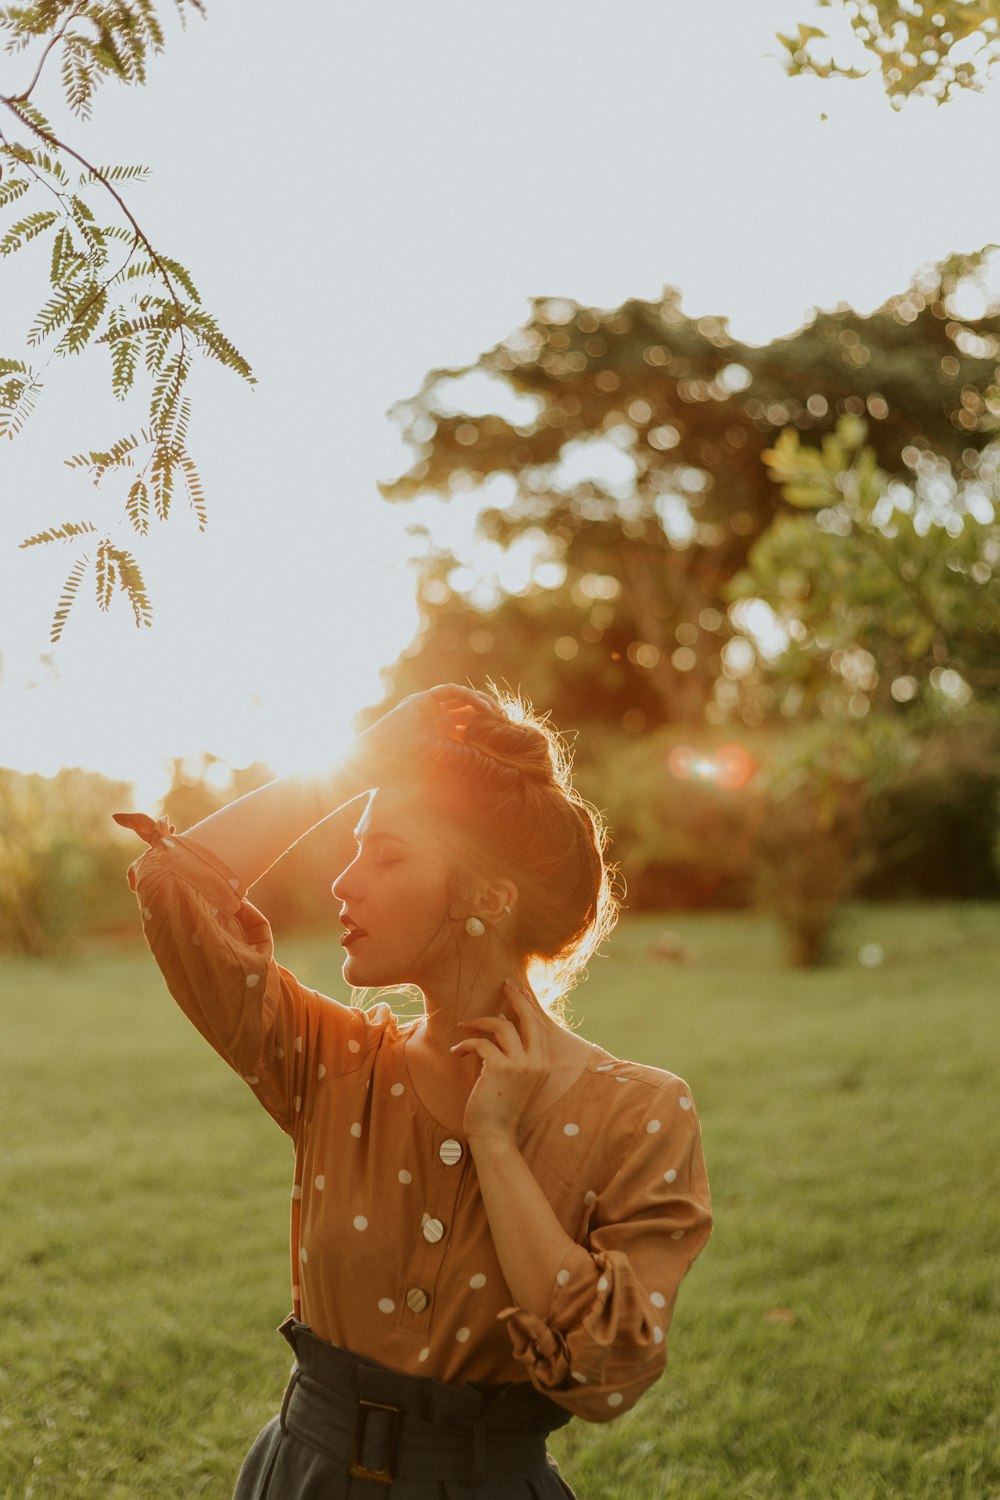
[
  {"xmin": 115, "ymin": 812, "xmax": 372, "ymax": 1138},
  {"xmin": 499, "ymin": 1077, "xmax": 712, "ymax": 1422}
]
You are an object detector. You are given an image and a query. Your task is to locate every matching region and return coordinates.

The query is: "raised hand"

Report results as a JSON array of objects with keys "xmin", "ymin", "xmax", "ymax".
[
  {"xmin": 450, "ymin": 978, "xmax": 552, "ymax": 1147},
  {"xmin": 353, "ymin": 683, "xmax": 497, "ymax": 776}
]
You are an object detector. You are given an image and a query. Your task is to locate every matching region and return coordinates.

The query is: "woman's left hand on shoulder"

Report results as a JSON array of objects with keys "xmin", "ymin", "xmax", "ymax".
[{"xmin": 450, "ymin": 979, "xmax": 551, "ymax": 1147}]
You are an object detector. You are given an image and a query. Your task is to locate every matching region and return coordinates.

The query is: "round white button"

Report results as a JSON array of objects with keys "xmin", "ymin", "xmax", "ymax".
[
  {"xmin": 439, "ymin": 1138, "xmax": 463, "ymax": 1166},
  {"xmin": 406, "ymin": 1286, "xmax": 429, "ymax": 1313},
  {"xmin": 422, "ymin": 1216, "xmax": 445, "ymax": 1244}
]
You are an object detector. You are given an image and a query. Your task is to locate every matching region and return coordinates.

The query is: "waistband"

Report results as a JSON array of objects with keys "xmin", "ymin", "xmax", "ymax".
[{"xmin": 277, "ymin": 1316, "xmax": 570, "ymax": 1487}]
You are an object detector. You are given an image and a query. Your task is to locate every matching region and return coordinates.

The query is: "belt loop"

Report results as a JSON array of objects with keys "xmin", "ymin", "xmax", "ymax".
[{"xmin": 279, "ymin": 1366, "xmax": 301, "ymax": 1434}]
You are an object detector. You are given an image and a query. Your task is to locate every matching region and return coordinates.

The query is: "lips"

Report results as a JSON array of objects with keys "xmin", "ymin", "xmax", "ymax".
[{"xmin": 340, "ymin": 915, "xmax": 368, "ymax": 949}]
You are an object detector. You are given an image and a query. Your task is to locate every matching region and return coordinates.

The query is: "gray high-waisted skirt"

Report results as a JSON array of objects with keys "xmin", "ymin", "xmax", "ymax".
[{"xmin": 232, "ymin": 1317, "xmax": 578, "ymax": 1498}]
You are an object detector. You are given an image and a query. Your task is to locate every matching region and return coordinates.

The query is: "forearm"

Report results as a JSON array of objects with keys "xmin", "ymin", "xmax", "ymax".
[
  {"xmin": 471, "ymin": 1134, "xmax": 592, "ymax": 1319},
  {"xmin": 180, "ymin": 762, "xmax": 369, "ymax": 890}
]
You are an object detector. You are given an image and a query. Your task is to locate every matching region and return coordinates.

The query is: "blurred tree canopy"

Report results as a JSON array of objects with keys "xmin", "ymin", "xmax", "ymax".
[
  {"xmin": 377, "ymin": 248, "xmax": 1000, "ymax": 736},
  {"xmin": 785, "ymin": 1, "xmax": 1000, "ymax": 105}
]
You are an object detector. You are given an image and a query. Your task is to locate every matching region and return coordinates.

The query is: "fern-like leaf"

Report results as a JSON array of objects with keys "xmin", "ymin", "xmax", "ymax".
[
  {"xmin": 57, "ymin": 283, "xmax": 108, "ymax": 356},
  {"xmin": 151, "ymin": 441, "xmax": 175, "ymax": 521},
  {"xmin": 158, "ymin": 254, "xmax": 200, "ymax": 303},
  {"xmin": 1, "ymin": 208, "xmax": 59, "ymax": 256},
  {"xmin": 50, "ymin": 553, "xmax": 90, "ymax": 644},
  {"xmin": 126, "ymin": 476, "xmax": 149, "ymax": 535},
  {"xmin": 110, "ymin": 546, "xmax": 153, "ymax": 629},
  {"xmin": 108, "ymin": 324, "xmax": 139, "ymax": 398},
  {"xmin": 95, "ymin": 537, "xmax": 116, "ymax": 609},
  {"xmin": 178, "ymin": 448, "xmax": 206, "ymax": 530},
  {"xmin": 19, "ymin": 518, "xmax": 98, "ymax": 548},
  {"xmin": 61, "ymin": 39, "xmax": 96, "ymax": 119},
  {"xmin": 28, "ymin": 281, "xmax": 83, "ymax": 345},
  {"xmin": 78, "ymin": 163, "xmax": 151, "ymax": 185},
  {"xmin": 0, "ymin": 370, "xmax": 42, "ymax": 438},
  {"xmin": 68, "ymin": 196, "xmax": 106, "ymax": 257},
  {"xmin": 0, "ymin": 176, "xmax": 31, "ymax": 207}
]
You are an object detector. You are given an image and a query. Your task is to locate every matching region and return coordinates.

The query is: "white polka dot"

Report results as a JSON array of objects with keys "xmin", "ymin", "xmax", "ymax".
[
  {"xmin": 142, "ymin": 906, "xmax": 152, "ymax": 920},
  {"xmin": 353, "ymin": 1215, "xmax": 368, "ymax": 1231},
  {"xmin": 595, "ymin": 1063, "xmax": 614, "ymax": 1072},
  {"xmin": 294, "ymin": 1096, "xmax": 302, "ymax": 1112},
  {"xmin": 292, "ymin": 1284, "xmax": 299, "ymax": 1299},
  {"xmin": 607, "ymin": 1392, "xmax": 624, "ymax": 1408},
  {"xmin": 616, "ymin": 1075, "xmax": 628, "ymax": 1083},
  {"xmin": 275, "ymin": 1046, "xmax": 284, "ymax": 1060},
  {"xmin": 418, "ymin": 1347, "xmax": 430, "ymax": 1362},
  {"xmin": 646, "ymin": 1119, "xmax": 661, "ymax": 1134},
  {"xmin": 291, "ymin": 1184, "xmax": 302, "ymax": 1200},
  {"xmin": 679, "ymin": 1095, "xmax": 692, "ymax": 1110},
  {"xmin": 191, "ymin": 933, "xmax": 201, "ymax": 945},
  {"xmin": 162, "ymin": 838, "xmax": 175, "ymax": 847},
  {"xmin": 650, "ymin": 1291, "xmax": 666, "ymax": 1308},
  {"xmin": 314, "ymin": 1175, "xmax": 325, "ymax": 1191},
  {"xmin": 597, "ymin": 1276, "xmax": 609, "ymax": 1293},
  {"xmin": 671, "ymin": 1229, "xmax": 686, "ymax": 1240},
  {"xmin": 571, "ymin": 1371, "xmax": 588, "ymax": 1384},
  {"xmin": 243, "ymin": 1074, "xmax": 259, "ymax": 1086},
  {"xmin": 350, "ymin": 1122, "xmax": 362, "ymax": 1138},
  {"xmin": 229, "ymin": 877, "xmax": 240, "ymax": 890},
  {"xmin": 556, "ymin": 1269, "xmax": 570, "ymax": 1286},
  {"xmin": 378, "ymin": 1298, "xmax": 395, "ymax": 1314},
  {"xmin": 246, "ymin": 974, "xmax": 260, "ymax": 988},
  {"xmin": 391, "ymin": 1082, "xmax": 405, "ymax": 1097},
  {"xmin": 398, "ymin": 1169, "xmax": 412, "ymax": 1184},
  {"xmin": 299, "ymin": 1246, "xmax": 308, "ymax": 1264},
  {"xmin": 469, "ymin": 1274, "xmax": 486, "ymax": 1289},
  {"xmin": 563, "ymin": 1123, "xmax": 580, "ymax": 1137},
  {"xmin": 653, "ymin": 1326, "xmax": 664, "ymax": 1344},
  {"xmin": 584, "ymin": 1190, "xmax": 597, "ymax": 1205},
  {"xmin": 664, "ymin": 1169, "xmax": 678, "ymax": 1184},
  {"xmin": 317, "ymin": 1063, "xmax": 326, "ymax": 1079},
  {"xmin": 347, "ymin": 1039, "xmax": 361, "ymax": 1053},
  {"xmin": 294, "ymin": 1037, "xmax": 303, "ymax": 1053},
  {"xmin": 455, "ymin": 1327, "xmax": 470, "ymax": 1343}
]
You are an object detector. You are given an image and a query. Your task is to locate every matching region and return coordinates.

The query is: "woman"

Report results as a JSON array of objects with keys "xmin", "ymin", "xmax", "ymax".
[{"xmin": 116, "ymin": 684, "xmax": 712, "ymax": 1497}]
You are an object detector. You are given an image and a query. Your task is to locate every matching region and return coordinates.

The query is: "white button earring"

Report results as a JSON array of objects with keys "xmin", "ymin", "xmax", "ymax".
[{"xmin": 464, "ymin": 916, "xmax": 486, "ymax": 938}]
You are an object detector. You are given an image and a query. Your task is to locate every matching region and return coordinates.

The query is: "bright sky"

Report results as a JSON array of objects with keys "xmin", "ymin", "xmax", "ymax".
[{"xmin": 3, "ymin": 0, "xmax": 1000, "ymax": 809}]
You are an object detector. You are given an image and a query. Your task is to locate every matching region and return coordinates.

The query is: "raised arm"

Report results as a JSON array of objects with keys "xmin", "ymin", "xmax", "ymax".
[{"xmin": 176, "ymin": 683, "xmax": 495, "ymax": 889}]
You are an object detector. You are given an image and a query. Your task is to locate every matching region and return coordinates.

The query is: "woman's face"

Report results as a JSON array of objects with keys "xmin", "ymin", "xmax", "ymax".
[{"xmin": 330, "ymin": 787, "xmax": 461, "ymax": 988}]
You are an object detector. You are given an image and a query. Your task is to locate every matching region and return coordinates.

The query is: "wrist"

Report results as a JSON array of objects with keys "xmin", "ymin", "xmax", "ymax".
[{"xmin": 468, "ymin": 1126, "xmax": 520, "ymax": 1159}]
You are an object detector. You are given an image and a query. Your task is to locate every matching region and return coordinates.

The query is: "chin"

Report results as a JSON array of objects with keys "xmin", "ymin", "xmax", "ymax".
[{"xmin": 341, "ymin": 950, "xmax": 407, "ymax": 990}]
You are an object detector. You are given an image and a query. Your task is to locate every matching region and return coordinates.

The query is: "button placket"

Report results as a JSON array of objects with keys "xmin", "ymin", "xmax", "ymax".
[{"xmin": 397, "ymin": 1135, "xmax": 469, "ymax": 1333}]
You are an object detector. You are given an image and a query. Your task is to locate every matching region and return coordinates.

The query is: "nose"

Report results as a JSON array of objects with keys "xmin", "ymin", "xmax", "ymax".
[{"xmin": 331, "ymin": 851, "xmax": 361, "ymax": 904}]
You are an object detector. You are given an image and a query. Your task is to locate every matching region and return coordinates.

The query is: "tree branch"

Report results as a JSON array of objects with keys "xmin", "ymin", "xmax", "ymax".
[{"xmin": 9, "ymin": 5, "xmax": 87, "ymax": 105}]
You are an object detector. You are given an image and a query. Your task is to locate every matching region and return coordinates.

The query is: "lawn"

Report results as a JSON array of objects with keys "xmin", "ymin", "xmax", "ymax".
[{"xmin": 1, "ymin": 903, "xmax": 998, "ymax": 1499}]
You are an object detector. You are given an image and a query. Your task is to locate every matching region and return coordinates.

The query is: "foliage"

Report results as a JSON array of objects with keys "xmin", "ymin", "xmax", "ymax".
[
  {"xmin": 378, "ymin": 249, "xmax": 1000, "ymax": 735},
  {"xmin": 0, "ymin": 763, "xmax": 137, "ymax": 952},
  {"xmin": 0, "ymin": 1, "xmax": 253, "ymax": 642},
  {"xmin": 727, "ymin": 412, "xmax": 1000, "ymax": 724},
  {"xmin": 784, "ymin": 0, "xmax": 1000, "ymax": 105}
]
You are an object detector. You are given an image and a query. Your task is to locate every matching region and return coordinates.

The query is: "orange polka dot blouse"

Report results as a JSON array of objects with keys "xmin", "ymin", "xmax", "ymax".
[{"xmin": 122, "ymin": 814, "xmax": 713, "ymax": 1424}]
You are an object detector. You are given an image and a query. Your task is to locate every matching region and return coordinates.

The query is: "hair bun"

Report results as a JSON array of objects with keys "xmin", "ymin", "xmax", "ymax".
[{"xmin": 462, "ymin": 708, "xmax": 557, "ymax": 785}]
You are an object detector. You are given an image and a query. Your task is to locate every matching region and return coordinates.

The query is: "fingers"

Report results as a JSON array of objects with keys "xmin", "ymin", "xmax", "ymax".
[
  {"xmin": 449, "ymin": 1037, "xmax": 495, "ymax": 1063},
  {"xmin": 457, "ymin": 1014, "xmax": 521, "ymax": 1054}
]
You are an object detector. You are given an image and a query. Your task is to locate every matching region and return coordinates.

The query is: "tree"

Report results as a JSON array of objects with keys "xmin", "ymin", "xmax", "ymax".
[
  {"xmin": 376, "ymin": 251, "xmax": 1000, "ymax": 734},
  {"xmin": 784, "ymin": 1, "xmax": 1000, "ymax": 106},
  {"xmin": 0, "ymin": 1, "xmax": 253, "ymax": 642}
]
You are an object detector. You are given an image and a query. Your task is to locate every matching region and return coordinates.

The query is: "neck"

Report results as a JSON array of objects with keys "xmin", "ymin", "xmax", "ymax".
[{"xmin": 414, "ymin": 941, "xmax": 528, "ymax": 1059}]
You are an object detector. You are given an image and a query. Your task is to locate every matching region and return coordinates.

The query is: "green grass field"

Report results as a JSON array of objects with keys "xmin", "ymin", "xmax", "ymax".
[{"xmin": 2, "ymin": 903, "xmax": 998, "ymax": 1499}]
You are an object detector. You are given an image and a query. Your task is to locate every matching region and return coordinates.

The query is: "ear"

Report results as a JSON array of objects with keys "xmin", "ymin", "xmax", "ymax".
[{"xmin": 472, "ymin": 877, "xmax": 518, "ymax": 927}]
